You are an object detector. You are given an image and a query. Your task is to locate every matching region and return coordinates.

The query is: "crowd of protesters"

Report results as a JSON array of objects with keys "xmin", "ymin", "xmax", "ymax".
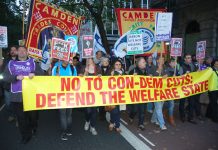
[{"xmin": 0, "ymin": 46, "xmax": 218, "ymax": 144}]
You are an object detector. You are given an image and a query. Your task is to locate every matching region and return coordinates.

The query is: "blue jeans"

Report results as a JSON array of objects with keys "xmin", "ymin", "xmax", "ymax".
[
  {"xmin": 59, "ymin": 109, "xmax": 72, "ymax": 133},
  {"xmin": 85, "ymin": 107, "xmax": 97, "ymax": 128},
  {"xmin": 151, "ymin": 102, "xmax": 165, "ymax": 128},
  {"xmin": 165, "ymin": 100, "xmax": 174, "ymax": 116},
  {"xmin": 110, "ymin": 106, "xmax": 120, "ymax": 128},
  {"xmin": 129, "ymin": 104, "xmax": 145, "ymax": 126},
  {"xmin": 4, "ymin": 90, "xmax": 14, "ymax": 117},
  {"xmin": 147, "ymin": 103, "xmax": 153, "ymax": 112}
]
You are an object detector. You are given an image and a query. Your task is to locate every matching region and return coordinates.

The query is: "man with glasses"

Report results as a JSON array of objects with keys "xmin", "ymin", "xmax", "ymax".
[{"xmin": 179, "ymin": 53, "xmax": 197, "ymax": 124}]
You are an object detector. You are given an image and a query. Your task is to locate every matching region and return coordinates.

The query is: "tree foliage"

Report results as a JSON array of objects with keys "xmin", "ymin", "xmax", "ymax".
[{"xmin": 0, "ymin": 0, "xmax": 23, "ymax": 48}]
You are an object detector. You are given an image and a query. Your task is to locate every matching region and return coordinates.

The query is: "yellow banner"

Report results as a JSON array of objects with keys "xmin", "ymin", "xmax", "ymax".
[
  {"xmin": 115, "ymin": 8, "xmax": 166, "ymax": 54},
  {"xmin": 23, "ymin": 68, "xmax": 218, "ymax": 111}
]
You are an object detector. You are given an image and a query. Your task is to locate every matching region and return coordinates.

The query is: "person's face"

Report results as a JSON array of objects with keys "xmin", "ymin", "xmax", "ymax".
[
  {"xmin": 206, "ymin": 58, "xmax": 213, "ymax": 64},
  {"xmin": 148, "ymin": 56, "xmax": 153, "ymax": 64},
  {"xmin": 185, "ymin": 55, "xmax": 192, "ymax": 64},
  {"xmin": 102, "ymin": 60, "xmax": 109, "ymax": 67},
  {"xmin": 114, "ymin": 61, "xmax": 122, "ymax": 70},
  {"xmin": 10, "ymin": 47, "xmax": 17, "ymax": 57},
  {"xmin": 87, "ymin": 58, "xmax": 94, "ymax": 65},
  {"xmin": 157, "ymin": 57, "xmax": 165, "ymax": 66},
  {"xmin": 138, "ymin": 59, "xmax": 146, "ymax": 69},
  {"xmin": 214, "ymin": 61, "xmax": 218, "ymax": 69},
  {"xmin": 169, "ymin": 61, "xmax": 176, "ymax": 68},
  {"xmin": 197, "ymin": 58, "xmax": 204, "ymax": 64},
  {"xmin": 76, "ymin": 54, "xmax": 80, "ymax": 59},
  {"xmin": 73, "ymin": 59, "xmax": 78, "ymax": 66},
  {"xmin": 96, "ymin": 51, "xmax": 102, "ymax": 59},
  {"xmin": 62, "ymin": 60, "xmax": 69, "ymax": 66},
  {"xmin": 17, "ymin": 47, "xmax": 27, "ymax": 59}
]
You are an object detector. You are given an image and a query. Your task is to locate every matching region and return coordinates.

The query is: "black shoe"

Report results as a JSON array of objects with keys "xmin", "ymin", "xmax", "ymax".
[
  {"xmin": 61, "ymin": 133, "xmax": 68, "ymax": 141},
  {"xmin": 138, "ymin": 125, "xmax": 145, "ymax": 131},
  {"xmin": 20, "ymin": 136, "xmax": 32, "ymax": 144},
  {"xmin": 188, "ymin": 119, "xmax": 197, "ymax": 124}
]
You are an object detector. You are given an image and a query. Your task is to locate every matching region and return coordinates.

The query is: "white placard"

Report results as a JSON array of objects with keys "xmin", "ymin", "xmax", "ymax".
[{"xmin": 155, "ymin": 12, "xmax": 173, "ymax": 42}]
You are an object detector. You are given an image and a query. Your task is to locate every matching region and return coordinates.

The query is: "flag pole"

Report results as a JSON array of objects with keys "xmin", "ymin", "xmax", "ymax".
[
  {"xmin": 147, "ymin": 0, "xmax": 149, "ymax": 9},
  {"xmin": 22, "ymin": 0, "xmax": 25, "ymax": 39}
]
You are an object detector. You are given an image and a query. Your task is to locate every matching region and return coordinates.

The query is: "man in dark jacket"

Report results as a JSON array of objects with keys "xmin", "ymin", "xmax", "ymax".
[
  {"xmin": 0, "ymin": 46, "xmax": 17, "ymax": 122},
  {"xmin": 128, "ymin": 57, "xmax": 147, "ymax": 130},
  {"xmin": 179, "ymin": 53, "xmax": 197, "ymax": 124},
  {"xmin": 3, "ymin": 46, "xmax": 44, "ymax": 144}
]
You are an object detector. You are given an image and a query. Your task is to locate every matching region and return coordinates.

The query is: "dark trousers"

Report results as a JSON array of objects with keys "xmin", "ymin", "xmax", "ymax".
[
  {"xmin": 110, "ymin": 106, "xmax": 120, "ymax": 128},
  {"xmin": 206, "ymin": 91, "xmax": 218, "ymax": 122},
  {"xmin": 85, "ymin": 107, "xmax": 97, "ymax": 128},
  {"xmin": 193, "ymin": 94, "xmax": 202, "ymax": 117},
  {"xmin": 99, "ymin": 106, "xmax": 106, "ymax": 120},
  {"xmin": 11, "ymin": 102, "xmax": 38, "ymax": 139},
  {"xmin": 129, "ymin": 104, "xmax": 145, "ymax": 126},
  {"xmin": 59, "ymin": 109, "xmax": 72, "ymax": 133},
  {"xmin": 179, "ymin": 96, "xmax": 195, "ymax": 120}
]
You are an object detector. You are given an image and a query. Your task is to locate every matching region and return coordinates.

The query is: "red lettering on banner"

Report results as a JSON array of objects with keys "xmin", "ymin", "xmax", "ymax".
[
  {"xmin": 159, "ymin": 90, "xmax": 167, "ymax": 100},
  {"xmin": 117, "ymin": 77, "xmax": 125, "ymax": 89},
  {"xmin": 126, "ymin": 77, "xmax": 134, "ymax": 89},
  {"xmin": 182, "ymin": 86, "xmax": 190, "ymax": 96},
  {"xmin": 99, "ymin": 91, "xmax": 126, "ymax": 105},
  {"xmin": 85, "ymin": 78, "xmax": 93, "ymax": 90},
  {"xmin": 139, "ymin": 77, "xmax": 163, "ymax": 88},
  {"xmin": 61, "ymin": 78, "xmax": 81, "ymax": 91},
  {"xmin": 108, "ymin": 77, "xmax": 116, "ymax": 90},
  {"xmin": 66, "ymin": 93, "xmax": 74, "ymax": 107},
  {"xmin": 48, "ymin": 93, "xmax": 56, "ymax": 107},
  {"xmin": 129, "ymin": 90, "xmax": 140, "ymax": 102},
  {"xmin": 148, "ymin": 89, "xmax": 155, "ymax": 101},
  {"xmin": 93, "ymin": 78, "xmax": 103, "ymax": 90},
  {"xmin": 36, "ymin": 94, "xmax": 46, "ymax": 108},
  {"xmin": 164, "ymin": 89, "xmax": 173, "ymax": 99},
  {"xmin": 141, "ymin": 90, "xmax": 148, "ymax": 102},
  {"xmin": 100, "ymin": 91, "xmax": 107, "ymax": 104},
  {"xmin": 86, "ymin": 92, "xmax": 95, "ymax": 105},
  {"xmin": 61, "ymin": 78, "xmax": 70, "ymax": 91},
  {"xmin": 118, "ymin": 91, "xmax": 125, "ymax": 103},
  {"xmin": 57, "ymin": 93, "xmax": 65, "ymax": 107},
  {"xmin": 185, "ymin": 74, "xmax": 192, "ymax": 85},
  {"xmin": 172, "ymin": 88, "xmax": 180, "ymax": 98},
  {"xmin": 35, "ymin": 92, "xmax": 96, "ymax": 108}
]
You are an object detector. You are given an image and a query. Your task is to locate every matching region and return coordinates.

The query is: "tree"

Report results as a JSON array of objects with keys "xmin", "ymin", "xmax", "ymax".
[
  {"xmin": 0, "ymin": 0, "xmax": 23, "ymax": 48},
  {"xmin": 54, "ymin": 0, "xmax": 142, "ymax": 54}
]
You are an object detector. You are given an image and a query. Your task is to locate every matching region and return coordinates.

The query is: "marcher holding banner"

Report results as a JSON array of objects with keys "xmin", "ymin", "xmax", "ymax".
[
  {"xmin": 128, "ymin": 57, "xmax": 147, "ymax": 130},
  {"xmin": 83, "ymin": 58, "xmax": 101, "ymax": 136},
  {"xmin": 151, "ymin": 56, "xmax": 168, "ymax": 130},
  {"xmin": 108, "ymin": 59, "xmax": 125, "ymax": 133},
  {"xmin": 52, "ymin": 60, "xmax": 77, "ymax": 141},
  {"xmin": 99, "ymin": 57, "xmax": 111, "ymax": 121},
  {"xmin": 3, "ymin": 46, "xmax": 44, "ymax": 144},
  {"xmin": 178, "ymin": 54, "xmax": 198, "ymax": 124},
  {"xmin": 206, "ymin": 59, "xmax": 218, "ymax": 122},
  {"xmin": 163, "ymin": 59, "xmax": 179, "ymax": 126}
]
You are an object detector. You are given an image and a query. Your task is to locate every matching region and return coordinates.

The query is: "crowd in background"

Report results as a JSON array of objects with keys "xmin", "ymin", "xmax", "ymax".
[{"xmin": 0, "ymin": 46, "xmax": 218, "ymax": 144}]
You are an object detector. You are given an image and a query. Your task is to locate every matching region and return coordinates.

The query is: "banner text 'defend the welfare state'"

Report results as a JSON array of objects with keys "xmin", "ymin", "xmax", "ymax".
[{"xmin": 22, "ymin": 69, "xmax": 217, "ymax": 111}]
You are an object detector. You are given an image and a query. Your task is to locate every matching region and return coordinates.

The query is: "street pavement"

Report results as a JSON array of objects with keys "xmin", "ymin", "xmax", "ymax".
[{"xmin": 0, "ymin": 100, "xmax": 218, "ymax": 150}]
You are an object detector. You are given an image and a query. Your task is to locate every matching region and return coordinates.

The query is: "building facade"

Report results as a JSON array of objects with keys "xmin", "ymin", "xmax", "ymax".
[{"xmin": 171, "ymin": 0, "xmax": 218, "ymax": 57}]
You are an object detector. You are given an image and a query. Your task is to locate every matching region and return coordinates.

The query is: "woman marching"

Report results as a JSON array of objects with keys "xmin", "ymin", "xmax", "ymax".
[
  {"xmin": 83, "ymin": 58, "xmax": 102, "ymax": 135},
  {"xmin": 107, "ymin": 59, "xmax": 125, "ymax": 133}
]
